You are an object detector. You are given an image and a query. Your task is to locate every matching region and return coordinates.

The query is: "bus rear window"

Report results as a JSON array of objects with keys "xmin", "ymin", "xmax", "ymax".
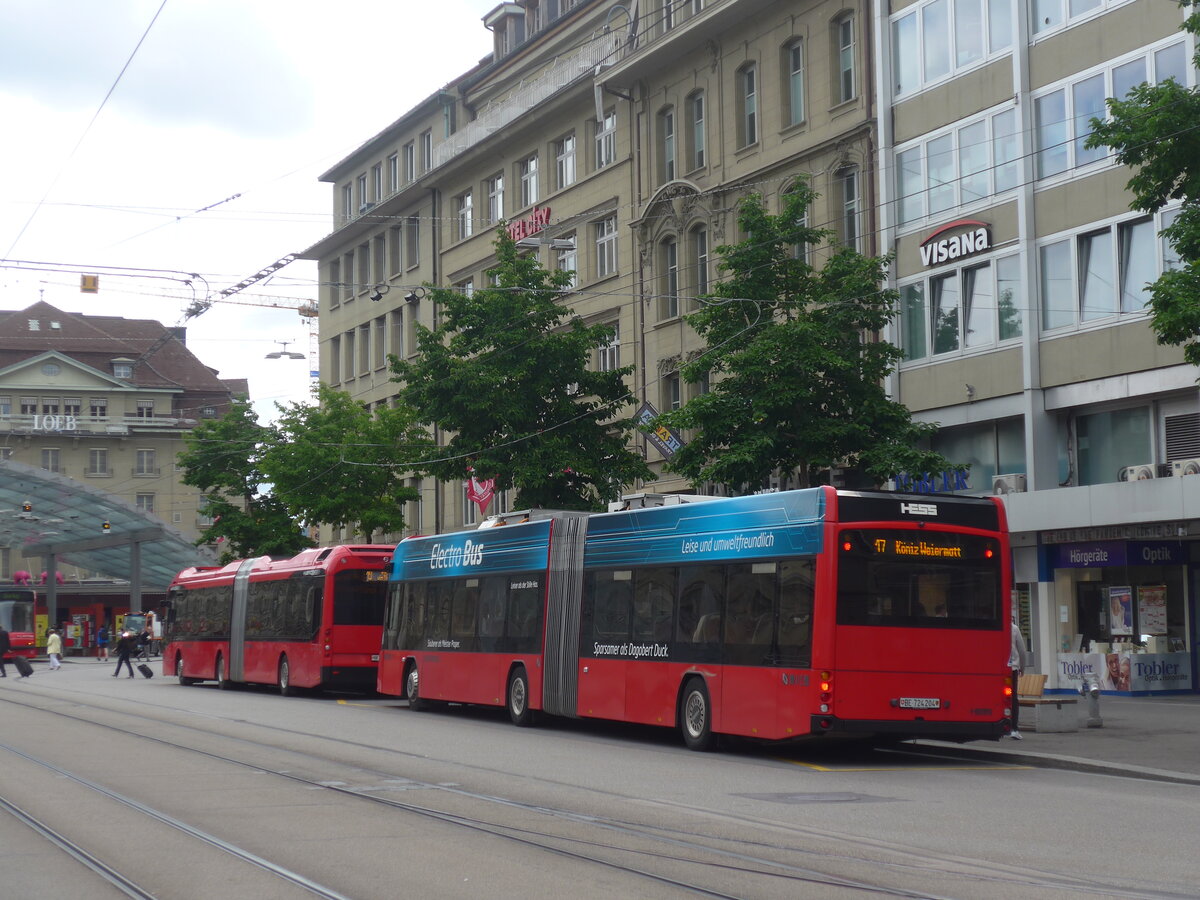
[
  {"xmin": 836, "ymin": 529, "xmax": 1002, "ymax": 629},
  {"xmin": 333, "ymin": 571, "xmax": 389, "ymax": 625}
]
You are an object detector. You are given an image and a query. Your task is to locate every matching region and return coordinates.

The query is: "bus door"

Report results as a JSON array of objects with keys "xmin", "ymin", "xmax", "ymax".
[
  {"xmin": 577, "ymin": 570, "xmax": 628, "ymax": 721},
  {"xmin": 229, "ymin": 558, "xmax": 256, "ymax": 681},
  {"xmin": 719, "ymin": 563, "xmax": 780, "ymax": 737}
]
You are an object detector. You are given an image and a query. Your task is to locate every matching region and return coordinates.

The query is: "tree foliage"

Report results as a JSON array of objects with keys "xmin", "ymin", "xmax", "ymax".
[
  {"xmin": 654, "ymin": 188, "xmax": 955, "ymax": 492},
  {"xmin": 1085, "ymin": 2, "xmax": 1200, "ymax": 368},
  {"xmin": 263, "ymin": 385, "xmax": 430, "ymax": 542},
  {"xmin": 177, "ymin": 397, "xmax": 311, "ymax": 562},
  {"xmin": 391, "ymin": 230, "xmax": 652, "ymax": 510}
]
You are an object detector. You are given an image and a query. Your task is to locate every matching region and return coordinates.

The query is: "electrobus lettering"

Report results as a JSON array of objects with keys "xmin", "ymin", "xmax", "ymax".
[
  {"xmin": 430, "ymin": 540, "xmax": 485, "ymax": 569},
  {"xmin": 680, "ymin": 532, "xmax": 775, "ymax": 554}
]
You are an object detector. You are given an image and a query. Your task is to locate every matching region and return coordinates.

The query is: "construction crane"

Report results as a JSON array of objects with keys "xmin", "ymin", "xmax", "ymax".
[{"xmin": 182, "ymin": 254, "xmax": 319, "ymax": 387}]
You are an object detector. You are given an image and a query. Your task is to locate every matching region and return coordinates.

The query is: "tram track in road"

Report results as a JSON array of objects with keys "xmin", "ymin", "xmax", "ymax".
[{"xmin": 0, "ymin": 688, "xmax": 1194, "ymax": 900}]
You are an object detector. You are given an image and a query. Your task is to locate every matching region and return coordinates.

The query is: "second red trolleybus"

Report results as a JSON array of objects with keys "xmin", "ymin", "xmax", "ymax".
[
  {"xmin": 379, "ymin": 487, "xmax": 1014, "ymax": 749},
  {"xmin": 164, "ymin": 545, "xmax": 393, "ymax": 694},
  {"xmin": 0, "ymin": 588, "xmax": 40, "ymax": 659}
]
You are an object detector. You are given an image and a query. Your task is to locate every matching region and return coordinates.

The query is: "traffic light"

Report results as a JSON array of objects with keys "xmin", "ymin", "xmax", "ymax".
[
  {"xmin": 102, "ymin": 520, "xmax": 111, "ymax": 532},
  {"xmin": 21, "ymin": 501, "xmax": 32, "ymax": 512}
]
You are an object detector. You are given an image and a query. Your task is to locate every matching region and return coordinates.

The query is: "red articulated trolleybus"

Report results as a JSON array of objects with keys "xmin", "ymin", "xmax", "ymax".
[
  {"xmin": 378, "ymin": 487, "xmax": 1014, "ymax": 750},
  {"xmin": 164, "ymin": 545, "xmax": 393, "ymax": 694},
  {"xmin": 0, "ymin": 588, "xmax": 40, "ymax": 659}
]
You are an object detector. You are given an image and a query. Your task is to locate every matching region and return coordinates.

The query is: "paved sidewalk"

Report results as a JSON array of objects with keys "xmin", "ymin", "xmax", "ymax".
[{"xmin": 916, "ymin": 694, "xmax": 1200, "ymax": 785}]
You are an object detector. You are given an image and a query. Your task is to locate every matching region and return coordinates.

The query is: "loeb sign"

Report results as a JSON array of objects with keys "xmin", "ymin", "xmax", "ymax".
[{"xmin": 920, "ymin": 219, "xmax": 991, "ymax": 267}]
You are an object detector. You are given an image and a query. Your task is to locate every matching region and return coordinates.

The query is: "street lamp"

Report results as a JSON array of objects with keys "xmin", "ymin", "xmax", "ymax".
[{"xmin": 265, "ymin": 341, "xmax": 305, "ymax": 360}]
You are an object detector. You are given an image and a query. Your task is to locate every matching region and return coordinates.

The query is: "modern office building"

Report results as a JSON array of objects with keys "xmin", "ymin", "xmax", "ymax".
[
  {"xmin": 877, "ymin": 0, "xmax": 1199, "ymax": 692},
  {"xmin": 304, "ymin": 0, "xmax": 1200, "ymax": 694}
]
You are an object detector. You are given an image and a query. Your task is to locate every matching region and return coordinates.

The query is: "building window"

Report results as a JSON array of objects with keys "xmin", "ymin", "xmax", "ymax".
[
  {"xmin": 342, "ymin": 184, "xmax": 353, "ymax": 221},
  {"xmin": 405, "ymin": 215, "xmax": 420, "ymax": 267},
  {"xmin": 463, "ymin": 486, "xmax": 477, "ymax": 526},
  {"xmin": 1033, "ymin": 0, "xmax": 1141, "ymax": 37},
  {"xmin": 663, "ymin": 371, "xmax": 682, "ymax": 411},
  {"xmin": 136, "ymin": 493, "xmax": 155, "ymax": 514},
  {"xmin": 595, "ymin": 216, "xmax": 618, "ymax": 278},
  {"xmin": 785, "ymin": 39, "xmax": 805, "ymax": 126},
  {"xmin": 891, "ymin": 0, "xmax": 1012, "ymax": 97},
  {"xmin": 41, "ymin": 398, "xmax": 59, "ymax": 415},
  {"xmin": 555, "ymin": 133, "xmax": 576, "ymax": 189},
  {"xmin": 89, "ymin": 398, "xmax": 107, "ymax": 418},
  {"xmin": 896, "ymin": 106, "xmax": 1018, "ymax": 226},
  {"xmin": 661, "ymin": 238, "xmax": 679, "ymax": 319},
  {"xmin": 687, "ymin": 91, "xmax": 705, "ymax": 170},
  {"xmin": 1034, "ymin": 41, "xmax": 1188, "ymax": 181},
  {"xmin": 135, "ymin": 399, "xmax": 154, "ymax": 418},
  {"xmin": 1075, "ymin": 407, "xmax": 1150, "ymax": 486},
  {"xmin": 519, "ymin": 154, "xmax": 539, "ymax": 208},
  {"xmin": 486, "ymin": 173, "xmax": 505, "ymax": 224},
  {"xmin": 900, "ymin": 254, "xmax": 1023, "ymax": 362},
  {"xmin": 388, "ymin": 226, "xmax": 402, "ymax": 275},
  {"xmin": 201, "ymin": 406, "xmax": 217, "ymax": 418},
  {"xmin": 0, "ymin": 396, "xmax": 10, "ymax": 416},
  {"xmin": 738, "ymin": 64, "xmax": 758, "ymax": 147},
  {"xmin": 659, "ymin": 106, "xmax": 675, "ymax": 182},
  {"xmin": 557, "ymin": 234, "xmax": 578, "ymax": 290},
  {"xmin": 21, "ymin": 396, "xmax": 37, "ymax": 415},
  {"xmin": 371, "ymin": 163, "xmax": 383, "ymax": 202},
  {"xmin": 374, "ymin": 316, "xmax": 387, "ymax": 369},
  {"xmin": 41, "ymin": 448, "xmax": 60, "ymax": 473},
  {"xmin": 595, "ymin": 109, "xmax": 616, "ymax": 169},
  {"xmin": 357, "ymin": 173, "xmax": 368, "ymax": 210},
  {"xmin": 403, "ymin": 142, "xmax": 415, "ymax": 182},
  {"xmin": 113, "ymin": 363, "xmax": 133, "ymax": 378},
  {"xmin": 420, "ymin": 130, "xmax": 432, "ymax": 172},
  {"xmin": 597, "ymin": 322, "xmax": 620, "ymax": 371},
  {"xmin": 1038, "ymin": 214, "xmax": 1167, "ymax": 332},
  {"xmin": 456, "ymin": 191, "xmax": 474, "ymax": 240},
  {"xmin": 88, "ymin": 448, "xmax": 109, "ymax": 476},
  {"xmin": 343, "ymin": 329, "xmax": 356, "ymax": 382},
  {"xmin": 691, "ymin": 227, "xmax": 709, "ymax": 301},
  {"xmin": 660, "ymin": 0, "xmax": 675, "ymax": 33},
  {"xmin": 387, "ymin": 153, "xmax": 399, "ymax": 193},
  {"xmin": 837, "ymin": 167, "xmax": 860, "ymax": 250},
  {"xmin": 835, "ymin": 14, "xmax": 856, "ymax": 103}
]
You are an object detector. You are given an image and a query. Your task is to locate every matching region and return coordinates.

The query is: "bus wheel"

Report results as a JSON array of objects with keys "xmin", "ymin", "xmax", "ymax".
[
  {"xmin": 217, "ymin": 654, "xmax": 233, "ymax": 691},
  {"xmin": 405, "ymin": 664, "xmax": 427, "ymax": 711},
  {"xmin": 278, "ymin": 656, "xmax": 295, "ymax": 697},
  {"xmin": 175, "ymin": 655, "xmax": 196, "ymax": 686},
  {"xmin": 507, "ymin": 666, "xmax": 534, "ymax": 727},
  {"xmin": 680, "ymin": 677, "xmax": 716, "ymax": 751}
]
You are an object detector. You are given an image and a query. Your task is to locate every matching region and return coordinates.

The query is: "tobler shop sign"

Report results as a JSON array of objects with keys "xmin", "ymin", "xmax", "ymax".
[{"xmin": 919, "ymin": 219, "xmax": 991, "ymax": 267}]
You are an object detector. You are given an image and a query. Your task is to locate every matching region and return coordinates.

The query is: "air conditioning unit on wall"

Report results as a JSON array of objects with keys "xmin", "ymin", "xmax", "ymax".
[
  {"xmin": 992, "ymin": 473, "xmax": 1027, "ymax": 495},
  {"xmin": 1172, "ymin": 457, "xmax": 1200, "ymax": 477},
  {"xmin": 1119, "ymin": 464, "xmax": 1158, "ymax": 481}
]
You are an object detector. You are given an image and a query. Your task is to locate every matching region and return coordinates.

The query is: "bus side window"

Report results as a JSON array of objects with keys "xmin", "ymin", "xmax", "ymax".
[
  {"xmin": 778, "ymin": 559, "xmax": 814, "ymax": 665},
  {"xmin": 632, "ymin": 568, "xmax": 675, "ymax": 642},
  {"xmin": 677, "ymin": 566, "xmax": 723, "ymax": 645},
  {"xmin": 593, "ymin": 574, "xmax": 631, "ymax": 641}
]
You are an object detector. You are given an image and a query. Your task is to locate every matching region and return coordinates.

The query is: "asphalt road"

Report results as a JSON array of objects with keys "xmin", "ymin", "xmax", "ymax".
[{"xmin": 2, "ymin": 662, "xmax": 1197, "ymax": 899}]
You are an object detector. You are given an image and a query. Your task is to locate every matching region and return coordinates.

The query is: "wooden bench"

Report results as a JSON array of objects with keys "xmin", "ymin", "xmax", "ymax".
[{"xmin": 1016, "ymin": 672, "xmax": 1078, "ymax": 732}]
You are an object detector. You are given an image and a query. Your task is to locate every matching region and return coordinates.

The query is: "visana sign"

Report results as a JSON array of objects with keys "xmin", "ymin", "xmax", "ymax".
[{"xmin": 920, "ymin": 219, "xmax": 991, "ymax": 267}]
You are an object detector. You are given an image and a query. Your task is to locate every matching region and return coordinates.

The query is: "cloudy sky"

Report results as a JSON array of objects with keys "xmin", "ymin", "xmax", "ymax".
[{"xmin": 0, "ymin": 0, "xmax": 494, "ymax": 421}]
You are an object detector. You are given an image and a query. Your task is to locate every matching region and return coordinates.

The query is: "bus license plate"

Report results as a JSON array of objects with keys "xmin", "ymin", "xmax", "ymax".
[{"xmin": 899, "ymin": 697, "xmax": 940, "ymax": 709}]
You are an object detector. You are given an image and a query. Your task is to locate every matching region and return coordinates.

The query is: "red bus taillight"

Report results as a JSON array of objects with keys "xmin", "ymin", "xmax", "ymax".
[{"xmin": 819, "ymin": 671, "xmax": 832, "ymax": 712}]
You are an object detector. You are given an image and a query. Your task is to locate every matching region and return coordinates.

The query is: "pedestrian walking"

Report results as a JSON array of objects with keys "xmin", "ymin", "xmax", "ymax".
[
  {"xmin": 1009, "ymin": 617, "xmax": 1029, "ymax": 740},
  {"xmin": 113, "ymin": 630, "xmax": 136, "ymax": 678},
  {"xmin": 46, "ymin": 628, "xmax": 63, "ymax": 670},
  {"xmin": 96, "ymin": 624, "xmax": 109, "ymax": 661},
  {"xmin": 137, "ymin": 625, "xmax": 153, "ymax": 662},
  {"xmin": 0, "ymin": 624, "xmax": 10, "ymax": 677}
]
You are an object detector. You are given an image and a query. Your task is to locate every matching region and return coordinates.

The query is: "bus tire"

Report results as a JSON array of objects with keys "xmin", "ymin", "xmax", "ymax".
[
  {"xmin": 507, "ymin": 666, "xmax": 534, "ymax": 727},
  {"xmin": 217, "ymin": 654, "xmax": 234, "ymax": 690},
  {"xmin": 680, "ymin": 677, "xmax": 716, "ymax": 751},
  {"xmin": 278, "ymin": 655, "xmax": 296, "ymax": 696},
  {"xmin": 405, "ymin": 663, "xmax": 428, "ymax": 711},
  {"xmin": 175, "ymin": 655, "xmax": 196, "ymax": 686}
]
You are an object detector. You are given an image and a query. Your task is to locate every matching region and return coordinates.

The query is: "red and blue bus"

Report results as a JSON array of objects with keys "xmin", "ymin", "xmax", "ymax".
[
  {"xmin": 0, "ymin": 588, "xmax": 39, "ymax": 659},
  {"xmin": 379, "ymin": 488, "xmax": 1013, "ymax": 749},
  {"xmin": 164, "ymin": 545, "xmax": 393, "ymax": 694}
]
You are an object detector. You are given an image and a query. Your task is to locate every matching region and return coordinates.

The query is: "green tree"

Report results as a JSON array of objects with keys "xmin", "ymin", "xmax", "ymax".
[
  {"xmin": 177, "ymin": 398, "xmax": 311, "ymax": 562},
  {"xmin": 654, "ymin": 188, "xmax": 956, "ymax": 492},
  {"xmin": 263, "ymin": 385, "xmax": 430, "ymax": 542},
  {"xmin": 1086, "ymin": 3, "xmax": 1200, "ymax": 367},
  {"xmin": 392, "ymin": 230, "xmax": 652, "ymax": 510}
]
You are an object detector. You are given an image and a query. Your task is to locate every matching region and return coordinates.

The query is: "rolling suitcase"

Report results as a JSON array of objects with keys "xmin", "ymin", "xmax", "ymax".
[
  {"xmin": 13, "ymin": 656, "xmax": 34, "ymax": 678},
  {"xmin": 137, "ymin": 663, "xmax": 154, "ymax": 679}
]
